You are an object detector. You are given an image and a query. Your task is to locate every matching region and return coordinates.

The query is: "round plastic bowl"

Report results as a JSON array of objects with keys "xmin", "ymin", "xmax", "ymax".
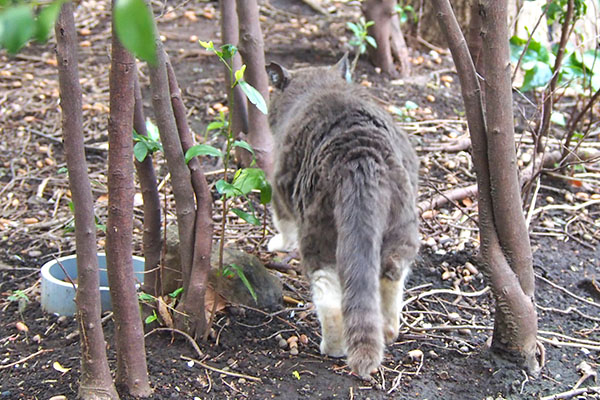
[{"xmin": 40, "ymin": 253, "xmax": 145, "ymax": 317}]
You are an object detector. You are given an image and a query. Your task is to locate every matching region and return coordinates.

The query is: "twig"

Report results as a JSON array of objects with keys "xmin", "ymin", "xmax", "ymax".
[
  {"xmin": 540, "ymin": 386, "xmax": 600, "ymax": 400},
  {"xmin": 0, "ymin": 349, "xmax": 53, "ymax": 370},
  {"xmin": 181, "ymin": 355, "xmax": 262, "ymax": 382},
  {"xmin": 535, "ymin": 273, "xmax": 600, "ymax": 310},
  {"xmin": 146, "ymin": 327, "xmax": 204, "ymax": 359}
]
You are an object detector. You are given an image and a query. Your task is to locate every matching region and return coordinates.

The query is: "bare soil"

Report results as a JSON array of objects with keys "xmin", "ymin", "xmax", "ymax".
[{"xmin": 1, "ymin": 1, "xmax": 599, "ymax": 399}]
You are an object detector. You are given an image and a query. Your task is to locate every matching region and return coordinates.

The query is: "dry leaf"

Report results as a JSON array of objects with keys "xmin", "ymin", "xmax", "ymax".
[
  {"xmin": 53, "ymin": 361, "xmax": 71, "ymax": 373},
  {"xmin": 157, "ymin": 297, "xmax": 174, "ymax": 329}
]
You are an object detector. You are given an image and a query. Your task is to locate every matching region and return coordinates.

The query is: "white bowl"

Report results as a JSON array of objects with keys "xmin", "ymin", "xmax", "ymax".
[{"xmin": 40, "ymin": 253, "xmax": 145, "ymax": 316}]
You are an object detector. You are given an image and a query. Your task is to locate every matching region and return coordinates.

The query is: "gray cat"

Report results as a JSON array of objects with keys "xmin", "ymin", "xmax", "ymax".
[{"xmin": 266, "ymin": 55, "xmax": 419, "ymax": 378}]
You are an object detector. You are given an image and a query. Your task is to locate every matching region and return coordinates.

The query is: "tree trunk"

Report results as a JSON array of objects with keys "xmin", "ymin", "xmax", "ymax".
[
  {"xmin": 236, "ymin": 0, "xmax": 274, "ymax": 176},
  {"xmin": 106, "ymin": 6, "xmax": 152, "ymax": 395},
  {"xmin": 432, "ymin": 0, "xmax": 539, "ymax": 374},
  {"xmin": 166, "ymin": 61, "xmax": 213, "ymax": 338},
  {"xmin": 55, "ymin": 3, "xmax": 119, "ymax": 399},
  {"xmin": 361, "ymin": 0, "xmax": 411, "ymax": 76},
  {"xmin": 406, "ymin": 0, "xmax": 472, "ymax": 47},
  {"xmin": 133, "ymin": 69, "xmax": 163, "ymax": 297},
  {"xmin": 147, "ymin": 40, "xmax": 196, "ymax": 289},
  {"xmin": 220, "ymin": 0, "xmax": 249, "ymax": 141}
]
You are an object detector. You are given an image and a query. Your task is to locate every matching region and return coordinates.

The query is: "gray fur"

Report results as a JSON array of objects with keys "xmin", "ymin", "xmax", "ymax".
[{"xmin": 267, "ymin": 58, "xmax": 419, "ymax": 378}]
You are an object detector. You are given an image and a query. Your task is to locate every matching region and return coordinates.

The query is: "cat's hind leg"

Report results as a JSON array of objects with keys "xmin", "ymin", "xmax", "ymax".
[
  {"xmin": 310, "ymin": 268, "xmax": 346, "ymax": 358},
  {"xmin": 381, "ymin": 259, "xmax": 411, "ymax": 344},
  {"xmin": 267, "ymin": 196, "xmax": 298, "ymax": 252}
]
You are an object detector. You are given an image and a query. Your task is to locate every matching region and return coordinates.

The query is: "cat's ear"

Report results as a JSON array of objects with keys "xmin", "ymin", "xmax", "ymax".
[
  {"xmin": 334, "ymin": 53, "xmax": 352, "ymax": 83},
  {"xmin": 266, "ymin": 62, "xmax": 290, "ymax": 90}
]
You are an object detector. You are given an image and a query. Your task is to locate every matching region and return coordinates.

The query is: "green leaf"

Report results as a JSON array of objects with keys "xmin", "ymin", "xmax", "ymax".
[
  {"xmin": 199, "ymin": 40, "xmax": 213, "ymax": 50},
  {"xmin": 365, "ymin": 35, "xmax": 377, "ymax": 49},
  {"xmin": 228, "ymin": 264, "xmax": 257, "ymax": 303},
  {"xmin": 144, "ymin": 311, "xmax": 158, "ymax": 324},
  {"xmin": 232, "ymin": 140, "xmax": 255, "ymax": 156},
  {"xmin": 346, "ymin": 21, "xmax": 360, "ymax": 36},
  {"xmin": 206, "ymin": 120, "xmax": 225, "ymax": 132},
  {"xmin": 134, "ymin": 141, "xmax": 149, "ymax": 162},
  {"xmin": 34, "ymin": 0, "xmax": 64, "ymax": 43},
  {"xmin": 231, "ymin": 208, "xmax": 261, "ymax": 226},
  {"xmin": 184, "ymin": 144, "xmax": 223, "ymax": 163},
  {"xmin": 113, "ymin": 0, "xmax": 157, "ymax": 65},
  {"xmin": 0, "ymin": 5, "xmax": 35, "ymax": 54},
  {"xmin": 168, "ymin": 287, "xmax": 184, "ymax": 298},
  {"xmin": 146, "ymin": 119, "xmax": 160, "ymax": 141},
  {"xmin": 215, "ymin": 179, "xmax": 242, "ymax": 198},
  {"xmin": 234, "ymin": 64, "xmax": 246, "ymax": 84},
  {"xmin": 521, "ymin": 62, "xmax": 552, "ymax": 92},
  {"xmin": 232, "ymin": 168, "xmax": 264, "ymax": 195},
  {"xmin": 238, "ymin": 80, "xmax": 268, "ymax": 114},
  {"xmin": 138, "ymin": 292, "xmax": 155, "ymax": 302},
  {"xmin": 220, "ymin": 43, "xmax": 237, "ymax": 59}
]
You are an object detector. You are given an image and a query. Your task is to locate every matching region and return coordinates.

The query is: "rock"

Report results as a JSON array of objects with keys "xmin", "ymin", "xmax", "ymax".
[{"xmin": 209, "ymin": 247, "xmax": 282, "ymax": 310}]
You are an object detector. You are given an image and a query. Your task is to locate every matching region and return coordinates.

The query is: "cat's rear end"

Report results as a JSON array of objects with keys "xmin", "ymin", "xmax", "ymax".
[{"xmin": 267, "ymin": 56, "xmax": 419, "ymax": 378}]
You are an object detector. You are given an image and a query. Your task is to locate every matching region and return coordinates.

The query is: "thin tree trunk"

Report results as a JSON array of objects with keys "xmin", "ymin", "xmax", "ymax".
[
  {"xmin": 480, "ymin": 0, "xmax": 534, "ymax": 298},
  {"xmin": 220, "ymin": 0, "xmax": 248, "ymax": 141},
  {"xmin": 106, "ymin": 7, "xmax": 152, "ymax": 395},
  {"xmin": 363, "ymin": 0, "xmax": 395, "ymax": 75},
  {"xmin": 166, "ymin": 61, "xmax": 213, "ymax": 338},
  {"xmin": 389, "ymin": 11, "xmax": 412, "ymax": 77},
  {"xmin": 466, "ymin": 0, "xmax": 484, "ymax": 96},
  {"xmin": 133, "ymin": 69, "xmax": 163, "ymax": 297},
  {"xmin": 236, "ymin": 0, "xmax": 274, "ymax": 176},
  {"xmin": 55, "ymin": 3, "xmax": 119, "ymax": 399},
  {"xmin": 432, "ymin": 0, "xmax": 539, "ymax": 373},
  {"xmin": 147, "ymin": 41, "xmax": 196, "ymax": 289}
]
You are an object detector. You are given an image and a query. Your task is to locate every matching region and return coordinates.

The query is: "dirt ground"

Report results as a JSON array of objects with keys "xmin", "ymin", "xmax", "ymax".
[{"xmin": 1, "ymin": 0, "xmax": 599, "ymax": 399}]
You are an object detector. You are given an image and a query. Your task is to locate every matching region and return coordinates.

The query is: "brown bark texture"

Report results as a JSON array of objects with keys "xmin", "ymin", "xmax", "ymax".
[
  {"xmin": 432, "ymin": 0, "xmax": 539, "ymax": 373},
  {"xmin": 405, "ymin": 0, "xmax": 472, "ymax": 47},
  {"xmin": 480, "ymin": 0, "xmax": 534, "ymax": 297},
  {"xmin": 389, "ymin": 9, "xmax": 412, "ymax": 77},
  {"xmin": 466, "ymin": 0, "xmax": 485, "ymax": 87},
  {"xmin": 106, "ymin": 10, "xmax": 152, "ymax": 396},
  {"xmin": 236, "ymin": 0, "xmax": 274, "ymax": 176},
  {"xmin": 166, "ymin": 61, "xmax": 214, "ymax": 338},
  {"xmin": 362, "ymin": 0, "xmax": 394, "ymax": 75},
  {"xmin": 133, "ymin": 70, "xmax": 163, "ymax": 297},
  {"xmin": 220, "ymin": 0, "xmax": 249, "ymax": 141},
  {"xmin": 148, "ymin": 41, "xmax": 196, "ymax": 288},
  {"xmin": 54, "ymin": 3, "xmax": 119, "ymax": 399}
]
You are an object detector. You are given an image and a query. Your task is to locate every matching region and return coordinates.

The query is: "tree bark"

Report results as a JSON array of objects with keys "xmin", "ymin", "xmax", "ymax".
[
  {"xmin": 133, "ymin": 69, "xmax": 163, "ymax": 297},
  {"xmin": 432, "ymin": 0, "xmax": 539, "ymax": 373},
  {"xmin": 405, "ymin": 0, "xmax": 472, "ymax": 47},
  {"xmin": 147, "ymin": 41, "xmax": 196, "ymax": 289},
  {"xmin": 389, "ymin": 10, "xmax": 412, "ymax": 77},
  {"xmin": 220, "ymin": 0, "xmax": 248, "ymax": 141},
  {"xmin": 166, "ymin": 61, "xmax": 213, "ymax": 338},
  {"xmin": 55, "ymin": 3, "xmax": 119, "ymax": 399},
  {"xmin": 236, "ymin": 0, "xmax": 274, "ymax": 176},
  {"xmin": 480, "ymin": 0, "xmax": 534, "ymax": 298},
  {"xmin": 362, "ymin": 0, "xmax": 395, "ymax": 75},
  {"xmin": 106, "ymin": 6, "xmax": 152, "ymax": 395}
]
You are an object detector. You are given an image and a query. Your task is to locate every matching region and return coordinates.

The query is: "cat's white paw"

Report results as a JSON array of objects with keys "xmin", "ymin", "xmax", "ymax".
[
  {"xmin": 320, "ymin": 338, "xmax": 346, "ymax": 358},
  {"xmin": 383, "ymin": 320, "xmax": 399, "ymax": 344},
  {"xmin": 267, "ymin": 234, "xmax": 296, "ymax": 252}
]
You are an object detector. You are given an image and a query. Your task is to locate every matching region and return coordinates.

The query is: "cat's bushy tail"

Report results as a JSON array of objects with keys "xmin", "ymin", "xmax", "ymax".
[{"xmin": 334, "ymin": 160, "xmax": 389, "ymax": 378}]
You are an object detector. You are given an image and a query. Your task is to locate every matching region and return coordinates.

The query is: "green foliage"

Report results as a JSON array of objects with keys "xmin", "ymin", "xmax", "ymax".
[
  {"xmin": 543, "ymin": 0, "xmax": 587, "ymax": 25},
  {"xmin": 7, "ymin": 289, "xmax": 29, "ymax": 314},
  {"xmin": 389, "ymin": 100, "xmax": 419, "ymax": 122},
  {"xmin": 168, "ymin": 287, "xmax": 183, "ymax": 298},
  {"xmin": 510, "ymin": 34, "xmax": 600, "ymax": 93},
  {"xmin": 184, "ymin": 144, "xmax": 223, "ymax": 163},
  {"xmin": 144, "ymin": 310, "xmax": 158, "ymax": 324},
  {"xmin": 395, "ymin": 2, "xmax": 417, "ymax": 25},
  {"xmin": 199, "ymin": 41, "xmax": 268, "ymax": 115},
  {"xmin": 222, "ymin": 264, "xmax": 257, "ymax": 303},
  {"xmin": 133, "ymin": 119, "xmax": 163, "ymax": 162},
  {"xmin": 113, "ymin": 0, "xmax": 157, "ymax": 65},
  {"xmin": 347, "ymin": 17, "xmax": 377, "ymax": 56}
]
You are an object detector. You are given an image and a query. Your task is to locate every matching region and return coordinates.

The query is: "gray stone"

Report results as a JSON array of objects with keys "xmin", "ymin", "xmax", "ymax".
[{"xmin": 209, "ymin": 247, "xmax": 282, "ymax": 310}]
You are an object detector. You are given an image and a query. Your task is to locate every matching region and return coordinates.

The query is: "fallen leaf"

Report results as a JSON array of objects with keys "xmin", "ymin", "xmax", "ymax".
[
  {"xmin": 53, "ymin": 361, "xmax": 71, "ymax": 374},
  {"xmin": 15, "ymin": 321, "xmax": 29, "ymax": 332},
  {"xmin": 157, "ymin": 296, "xmax": 174, "ymax": 329}
]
